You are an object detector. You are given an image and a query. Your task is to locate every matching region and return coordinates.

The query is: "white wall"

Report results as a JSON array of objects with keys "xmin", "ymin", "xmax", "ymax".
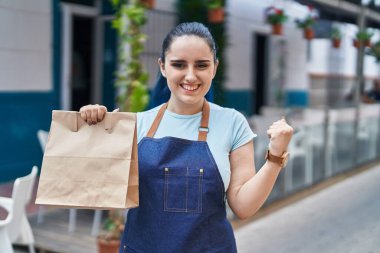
[
  {"xmin": 308, "ymin": 23, "xmax": 380, "ymax": 77},
  {"xmin": 226, "ymin": 0, "xmax": 309, "ymax": 93},
  {"xmin": 0, "ymin": 0, "xmax": 52, "ymax": 92}
]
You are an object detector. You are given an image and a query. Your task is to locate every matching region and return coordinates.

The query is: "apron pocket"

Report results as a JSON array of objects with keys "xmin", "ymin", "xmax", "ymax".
[{"xmin": 163, "ymin": 167, "xmax": 203, "ymax": 213}]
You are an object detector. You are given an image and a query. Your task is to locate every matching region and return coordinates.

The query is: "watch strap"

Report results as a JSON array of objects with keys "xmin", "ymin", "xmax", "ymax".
[{"xmin": 265, "ymin": 150, "xmax": 287, "ymax": 167}]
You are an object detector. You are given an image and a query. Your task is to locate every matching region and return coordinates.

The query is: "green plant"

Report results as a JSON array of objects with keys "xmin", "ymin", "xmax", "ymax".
[
  {"xmin": 295, "ymin": 6, "xmax": 319, "ymax": 29},
  {"xmin": 207, "ymin": 0, "xmax": 222, "ymax": 9},
  {"xmin": 99, "ymin": 210, "xmax": 124, "ymax": 241},
  {"xmin": 265, "ymin": 6, "xmax": 288, "ymax": 25},
  {"xmin": 367, "ymin": 41, "xmax": 380, "ymax": 62},
  {"xmin": 110, "ymin": 0, "xmax": 150, "ymax": 112},
  {"xmin": 331, "ymin": 27, "xmax": 342, "ymax": 40},
  {"xmin": 355, "ymin": 29, "xmax": 374, "ymax": 41}
]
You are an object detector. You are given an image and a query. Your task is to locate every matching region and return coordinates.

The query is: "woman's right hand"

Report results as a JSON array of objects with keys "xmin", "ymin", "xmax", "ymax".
[{"xmin": 79, "ymin": 104, "xmax": 108, "ymax": 125}]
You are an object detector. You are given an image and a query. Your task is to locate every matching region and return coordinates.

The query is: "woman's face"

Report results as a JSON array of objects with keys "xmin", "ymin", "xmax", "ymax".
[{"xmin": 159, "ymin": 35, "xmax": 218, "ymax": 110}]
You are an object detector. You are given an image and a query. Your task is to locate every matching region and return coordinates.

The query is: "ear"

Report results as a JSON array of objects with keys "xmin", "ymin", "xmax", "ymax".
[
  {"xmin": 158, "ymin": 58, "xmax": 166, "ymax": 78},
  {"xmin": 212, "ymin": 59, "xmax": 219, "ymax": 78}
]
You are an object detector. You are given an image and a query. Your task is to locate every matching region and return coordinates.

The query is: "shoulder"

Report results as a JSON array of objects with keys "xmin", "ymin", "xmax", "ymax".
[
  {"xmin": 137, "ymin": 104, "xmax": 162, "ymax": 122},
  {"xmin": 136, "ymin": 104, "xmax": 163, "ymax": 142},
  {"xmin": 208, "ymin": 102, "xmax": 248, "ymax": 124}
]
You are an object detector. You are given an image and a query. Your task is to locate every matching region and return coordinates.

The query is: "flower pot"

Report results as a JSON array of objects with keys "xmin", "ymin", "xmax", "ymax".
[
  {"xmin": 332, "ymin": 39, "xmax": 341, "ymax": 48},
  {"xmin": 97, "ymin": 238, "xmax": 120, "ymax": 253},
  {"xmin": 271, "ymin": 24, "xmax": 283, "ymax": 35},
  {"xmin": 140, "ymin": 0, "xmax": 155, "ymax": 9},
  {"xmin": 303, "ymin": 28, "xmax": 314, "ymax": 40},
  {"xmin": 353, "ymin": 39, "xmax": 371, "ymax": 48},
  {"xmin": 208, "ymin": 7, "xmax": 224, "ymax": 24},
  {"xmin": 353, "ymin": 39, "xmax": 361, "ymax": 48}
]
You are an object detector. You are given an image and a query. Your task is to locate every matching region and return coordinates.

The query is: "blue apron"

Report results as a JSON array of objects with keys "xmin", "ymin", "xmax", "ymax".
[{"xmin": 120, "ymin": 100, "xmax": 237, "ymax": 253}]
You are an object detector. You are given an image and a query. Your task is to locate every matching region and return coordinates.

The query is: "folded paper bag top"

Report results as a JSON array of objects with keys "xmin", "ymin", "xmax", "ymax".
[{"xmin": 35, "ymin": 110, "xmax": 139, "ymax": 210}]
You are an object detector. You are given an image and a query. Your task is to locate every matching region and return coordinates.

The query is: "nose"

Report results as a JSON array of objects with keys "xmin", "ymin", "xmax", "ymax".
[{"xmin": 185, "ymin": 66, "xmax": 197, "ymax": 83}]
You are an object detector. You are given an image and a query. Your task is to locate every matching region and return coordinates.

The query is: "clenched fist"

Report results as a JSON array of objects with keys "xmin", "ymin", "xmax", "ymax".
[
  {"xmin": 266, "ymin": 118, "xmax": 294, "ymax": 156},
  {"xmin": 79, "ymin": 104, "xmax": 109, "ymax": 125}
]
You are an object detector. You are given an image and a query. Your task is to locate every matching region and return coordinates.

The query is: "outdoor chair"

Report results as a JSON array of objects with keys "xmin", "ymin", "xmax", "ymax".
[
  {"xmin": 37, "ymin": 129, "xmax": 103, "ymax": 236},
  {"xmin": 285, "ymin": 128, "xmax": 309, "ymax": 191},
  {"xmin": 0, "ymin": 166, "xmax": 38, "ymax": 253}
]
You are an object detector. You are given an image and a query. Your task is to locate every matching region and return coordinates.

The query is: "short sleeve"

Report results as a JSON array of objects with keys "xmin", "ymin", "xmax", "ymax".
[{"xmin": 230, "ymin": 110, "xmax": 257, "ymax": 151}]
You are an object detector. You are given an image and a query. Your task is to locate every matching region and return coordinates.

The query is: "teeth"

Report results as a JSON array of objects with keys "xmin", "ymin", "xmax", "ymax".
[{"xmin": 182, "ymin": 84, "xmax": 199, "ymax": 91}]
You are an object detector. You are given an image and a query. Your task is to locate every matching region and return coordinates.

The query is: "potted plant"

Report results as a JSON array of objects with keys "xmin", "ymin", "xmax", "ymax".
[
  {"xmin": 367, "ymin": 40, "xmax": 380, "ymax": 62},
  {"xmin": 207, "ymin": 0, "xmax": 224, "ymax": 23},
  {"xmin": 295, "ymin": 6, "xmax": 319, "ymax": 40},
  {"xmin": 331, "ymin": 27, "xmax": 342, "ymax": 48},
  {"xmin": 140, "ymin": 0, "xmax": 154, "ymax": 9},
  {"xmin": 97, "ymin": 210, "xmax": 125, "ymax": 253},
  {"xmin": 353, "ymin": 29, "xmax": 373, "ymax": 48},
  {"xmin": 265, "ymin": 6, "xmax": 288, "ymax": 35}
]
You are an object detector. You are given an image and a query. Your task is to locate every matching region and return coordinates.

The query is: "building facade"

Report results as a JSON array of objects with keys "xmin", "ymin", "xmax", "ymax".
[{"xmin": 1, "ymin": 0, "xmax": 379, "ymax": 182}]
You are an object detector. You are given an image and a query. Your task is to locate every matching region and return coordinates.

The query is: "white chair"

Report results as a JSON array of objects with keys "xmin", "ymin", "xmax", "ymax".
[
  {"xmin": 285, "ymin": 128, "xmax": 309, "ymax": 191},
  {"xmin": 0, "ymin": 166, "xmax": 38, "ymax": 253},
  {"xmin": 36, "ymin": 130, "xmax": 103, "ymax": 236}
]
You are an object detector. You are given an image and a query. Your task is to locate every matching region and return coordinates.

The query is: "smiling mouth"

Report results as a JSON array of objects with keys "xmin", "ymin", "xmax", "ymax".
[{"xmin": 180, "ymin": 84, "xmax": 201, "ymax": 91}]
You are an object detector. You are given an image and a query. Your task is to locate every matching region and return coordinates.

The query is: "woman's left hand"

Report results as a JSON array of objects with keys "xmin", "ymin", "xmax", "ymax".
[{"xmin": 266, "ymin": 118, "xmax": 294, "ymax": 156}]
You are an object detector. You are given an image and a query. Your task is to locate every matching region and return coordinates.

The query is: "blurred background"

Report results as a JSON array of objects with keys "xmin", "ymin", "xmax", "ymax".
[{"xmin": 0, "ymin": 0, "xmax": 379, "ymax": 252}]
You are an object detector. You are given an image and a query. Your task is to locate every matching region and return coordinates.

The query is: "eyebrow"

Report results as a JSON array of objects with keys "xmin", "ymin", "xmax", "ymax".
[{"xmin": 169, "ymin": 60, "xmax": 211, "ymax": 63}]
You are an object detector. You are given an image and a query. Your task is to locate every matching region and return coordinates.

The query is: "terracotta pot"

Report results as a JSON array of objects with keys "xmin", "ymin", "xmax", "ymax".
[
  {"xmin": 140, "ymin": 0, "xmax": 155, "ymax": 9},
  {"xmin": 303, "ymin": 28, "xmax": 314, "ymax": 40},
  {"xmin": 353, "ymin": 39, "xmax": 360, "ymax": 48},
  {"xmin": 272, "ymin": 24, "xmax": 283, "ymax": 35},
  {"xmin": 208, "ymin": 7, "xmax": 224, "ymax": 23},
  {"xmin": 332, "ymin": 39, "xmax": 341, "ymax": 48},
  {"xmin": 353, "ymin": 39, "xmax": 371, "ymax": 48},
  {"xmin": 97, "ymin": 238, "xmax": 120, "ymax": 253}
]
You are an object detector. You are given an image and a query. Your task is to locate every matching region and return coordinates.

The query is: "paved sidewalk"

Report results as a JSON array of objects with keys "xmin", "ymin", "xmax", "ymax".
[{"xmin": 235, "ymin": 164, "xmax": 380, "ymax": 253}]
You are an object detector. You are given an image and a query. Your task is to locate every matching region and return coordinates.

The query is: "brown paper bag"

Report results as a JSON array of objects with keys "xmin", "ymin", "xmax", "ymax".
[{"xmin": 35, "ymin": 110, "xmax": 139, "ymax": 209}]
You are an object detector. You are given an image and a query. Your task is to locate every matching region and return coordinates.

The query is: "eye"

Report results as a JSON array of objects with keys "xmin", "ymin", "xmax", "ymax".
[
  {"xmin": 171, "ymin": 62, "xmax": 185, "ymax": 68},
  {"xmin": 197, "ymin": 63, "xmax": 209, "ymax": 69}
]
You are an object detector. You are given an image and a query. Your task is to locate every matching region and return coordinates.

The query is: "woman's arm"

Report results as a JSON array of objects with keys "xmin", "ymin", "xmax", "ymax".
[{"xmin": 227, "ymin": 119, "xmax": 293, "ymax": 220}]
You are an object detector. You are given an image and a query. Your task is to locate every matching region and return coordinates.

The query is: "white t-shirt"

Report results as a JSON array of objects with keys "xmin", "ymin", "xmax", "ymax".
[{"xmin": 137, "ymin": 102, "xmax": 257, "ymax": 190}]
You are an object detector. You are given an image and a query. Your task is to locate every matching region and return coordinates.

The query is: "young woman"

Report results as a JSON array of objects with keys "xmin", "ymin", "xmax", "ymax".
[{"xmin": 80, "ymin": 22, "xmax": 293, "ymax": 253}]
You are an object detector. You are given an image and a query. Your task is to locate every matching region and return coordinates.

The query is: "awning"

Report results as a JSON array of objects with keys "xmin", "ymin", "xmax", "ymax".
[{"xmin": 295, "ymin": 0, "xmax": 380, "ymax": 27}]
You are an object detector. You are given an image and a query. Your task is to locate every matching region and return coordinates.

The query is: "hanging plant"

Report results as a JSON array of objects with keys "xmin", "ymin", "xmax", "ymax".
[
  {"xmin": 353, "ymin": 29, "xmax": 373, "ymax": 48},
  {"xmin": 366, "ymin": 40, "xmax": 380, "ymax": 61},
  {"xmin": 265, "ymin": 6, "xmax": 288, "ymax": 35},
  {"xmin": 295, "ymin": 5, "xmax": 319, "ymax": 40},
  {"xmin": 206, "ymin": 0, "xmax": 224, "ymax": 23},
  {"xmin": 331, "ymin": 27, "xmax": 342, "ymax": 48},
  {"xmin": 110, "ymin": 0, "xmax": 150, "ymax": 112},
  {"xmin": 140, "ymin": 0, "xmax": 155, "ymax": 9}
]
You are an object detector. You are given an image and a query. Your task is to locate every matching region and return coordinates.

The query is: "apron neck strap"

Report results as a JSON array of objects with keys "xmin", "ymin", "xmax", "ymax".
[{"xmin": 146, "ymin": 100, "xmax": 210, "ymax": 142}]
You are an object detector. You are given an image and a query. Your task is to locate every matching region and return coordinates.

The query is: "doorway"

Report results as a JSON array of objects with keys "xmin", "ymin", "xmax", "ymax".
[
  {"xmin": 253, "ymin": 33, "xmax": 268, "ymax": 115},
  {"xmin": 61, "ymin": 3, "xmax": 100, "ymax": 111},
  {"xmin": 71, "ymin": 16, "xmax": 93, "ymax": 110}
]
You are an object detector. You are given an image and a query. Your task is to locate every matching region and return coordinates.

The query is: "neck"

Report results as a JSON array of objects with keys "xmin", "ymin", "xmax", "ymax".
[{"xmin": 167, "ymin": 97, "xmax": 204, "ymax": 115}]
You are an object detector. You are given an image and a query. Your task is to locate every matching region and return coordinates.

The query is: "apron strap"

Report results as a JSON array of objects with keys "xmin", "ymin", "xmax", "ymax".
[
  {"xmin": 146, "ymin": 100, "xmax": 210, "ymax": 142},
  {"xmin": 198, "ymin": 101, "xmax": 210, "ymax": 142},
  {"xmin": 146, "ymin": 102, "xmax": 168, "ymax": 138}
]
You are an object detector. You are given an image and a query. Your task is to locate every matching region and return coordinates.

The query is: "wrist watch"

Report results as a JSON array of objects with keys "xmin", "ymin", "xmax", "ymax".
[{"xmin": 265, "ymin": 150, "xmax": 290, "ymax": 168}]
